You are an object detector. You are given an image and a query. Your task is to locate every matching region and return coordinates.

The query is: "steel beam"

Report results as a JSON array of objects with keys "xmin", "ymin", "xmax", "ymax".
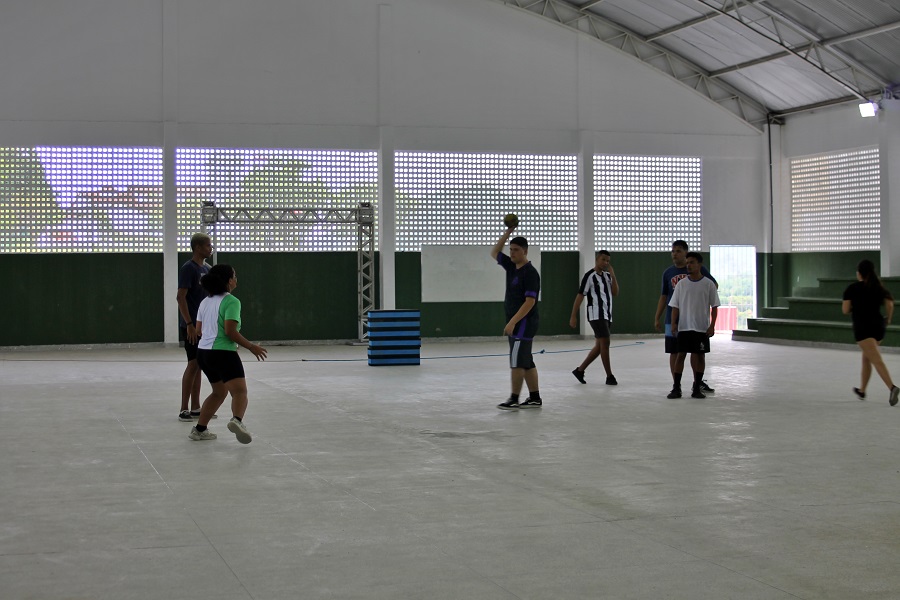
[{"xmin": 200, "ymin": 201, "xmax": 376, "ymax": 342}]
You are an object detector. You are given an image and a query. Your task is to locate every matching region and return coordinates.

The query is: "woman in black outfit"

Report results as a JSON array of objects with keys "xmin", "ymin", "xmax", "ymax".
[{"xmin": 842, "ymin": 259, "xmax": 900, "ymax": 406}]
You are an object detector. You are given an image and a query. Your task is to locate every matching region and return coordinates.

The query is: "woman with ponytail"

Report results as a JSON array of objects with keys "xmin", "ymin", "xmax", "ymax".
[
  {"xmin": 842, "ymin": 259, "xmax": 899, "ymax": 406},
  {"xmin": 189, "ymin": 264, "xmax": 267, "ymax": 443}
]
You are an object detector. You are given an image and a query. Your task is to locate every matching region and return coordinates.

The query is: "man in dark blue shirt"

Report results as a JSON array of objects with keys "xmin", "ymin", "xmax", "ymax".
[
  {"xmin": 176, "ymin": 232, "xmax": 212, "ymax": 421},
  {"xmin": 653, "ymin": 240, "xmax": 717, "ymax": 398},
  {"xmin": 490, "ymin": 227, "xmax": 542, "ymax": 410}
]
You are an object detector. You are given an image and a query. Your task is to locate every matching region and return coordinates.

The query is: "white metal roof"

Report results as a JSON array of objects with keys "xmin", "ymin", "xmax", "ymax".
[{"xmin": 496, "ymin": 0, "xmax": 900, "ymax": 129}]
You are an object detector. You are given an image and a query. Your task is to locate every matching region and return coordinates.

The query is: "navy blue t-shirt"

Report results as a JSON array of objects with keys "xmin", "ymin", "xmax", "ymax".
[
  {"xmin": 497, "ymin": 252, "xmax": 540, "ymax": 339},
  {"xmin": 178, "ymin": 259, "xmax": 210, "ymax": 327}
]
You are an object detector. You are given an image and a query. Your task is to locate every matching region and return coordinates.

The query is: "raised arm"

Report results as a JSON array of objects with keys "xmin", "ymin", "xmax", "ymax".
[
  {"xmin": 607, "ymin": 264, "xmax": 619, "ymax": 296},
  {"xmin": 490, "ymin": 228, "xmax": 515, "ymax": 260}
]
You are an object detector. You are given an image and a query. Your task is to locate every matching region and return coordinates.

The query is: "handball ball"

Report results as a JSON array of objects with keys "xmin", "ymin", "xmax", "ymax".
[{"xmin": 503, "ymin": 213, "xmax": 519, "ymax": 229}]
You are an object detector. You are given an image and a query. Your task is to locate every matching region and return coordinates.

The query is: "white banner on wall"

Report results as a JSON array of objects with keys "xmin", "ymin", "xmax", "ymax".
[{"xmin": 421, "ymin": 245, "xmax": 542, "ymax": 303}]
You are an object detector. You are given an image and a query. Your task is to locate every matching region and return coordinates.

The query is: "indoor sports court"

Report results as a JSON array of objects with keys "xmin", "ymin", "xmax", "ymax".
[
  {"xmin": 3, "ymin": 0, "xmax": 900, "ymax": 598},
  {"xmin": 4, "ymin": 336, "xmax": 900, "ymax": 598}
]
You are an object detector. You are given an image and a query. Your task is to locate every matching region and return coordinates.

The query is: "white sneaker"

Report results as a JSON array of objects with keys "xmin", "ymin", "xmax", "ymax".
[
  {"xmin": 227, "ymin": 418, "xmax": 252, "ymax": 444},
  {"xmin": 189, "ymin": 427, "xmax": 217, "ymax": 441}
]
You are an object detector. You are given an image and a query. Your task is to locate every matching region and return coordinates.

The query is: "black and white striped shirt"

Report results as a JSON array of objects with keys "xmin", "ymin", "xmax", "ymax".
[{"xmin": 578, "ymin": 269, "xmax": 614, "ymax": 323}]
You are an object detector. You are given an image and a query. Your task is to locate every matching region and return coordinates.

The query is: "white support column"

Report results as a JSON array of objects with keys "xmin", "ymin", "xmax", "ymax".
[
  {"xmin": 378, "ymin": 127, "xmax": 396, "ymax": 309},
  {"xmin": 576, "ymin": 131, "xmax": 595, "ymax": 336},
  {"xmin": 879, "ymin": 99, "xmax": 900, "ymax": 276},
  {"xmin": 763, "ymin": 123, "xmax": 786, "ymax": 253},
  {"xmin": 163, "ymin": 124, "xmax": 178, "ymax": 345},
  {"xmin": 162, "ymin": 0, "xmax": 179, "ymax": 346},
  {"xmin": 574, "ymin": 34, "xmax": 595, "ymax": 336},
  {"xmin": 377, "ymin": 4, "xmax": 396, "ymax": 309}
]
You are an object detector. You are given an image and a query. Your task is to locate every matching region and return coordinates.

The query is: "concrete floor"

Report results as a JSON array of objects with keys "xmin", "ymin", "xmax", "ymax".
[{"xmin": 2, "ymin": 336, "xmax": 900, "ymax": 599}]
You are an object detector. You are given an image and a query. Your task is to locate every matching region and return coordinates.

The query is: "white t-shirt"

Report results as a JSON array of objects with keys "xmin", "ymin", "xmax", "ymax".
[
  {"xmin": 196, "ymin": 293, "xmax": 241, "ymax": 351},
  {"xmin": 668, "ymin": 276, "xmax": 720, "ymax": 332}
]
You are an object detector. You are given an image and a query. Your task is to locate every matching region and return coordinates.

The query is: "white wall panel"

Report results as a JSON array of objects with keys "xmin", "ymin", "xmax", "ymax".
[
  {"xmin": 0, "ymin": 0, "xmax": 163, "ymax": 123},
  {"xmin": 782, "ymin": 104, "xmax": 882, "ymax": 158},
  {"xmin": 176, "ymin": 0, "xmax": 379, "ymax": 126}
]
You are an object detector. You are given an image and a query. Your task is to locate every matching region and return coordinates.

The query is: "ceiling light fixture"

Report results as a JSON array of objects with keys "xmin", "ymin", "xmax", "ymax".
[{"xmin": 859, "ymin": 101, "xmax": 878, "ymax": 118}]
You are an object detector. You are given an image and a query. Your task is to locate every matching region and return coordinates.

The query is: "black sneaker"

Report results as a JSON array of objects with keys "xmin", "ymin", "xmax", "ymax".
[
  {"xmin": 890, "ymin": 386, "xmax": 899, "ymax": 407},
  {"xmin": 605, "ymin": 375, "xmax": 618, "ymax": 386},
  {"xmin": 178, "ymin": 410, "xmax": 193, "ymax": 422},
  {"xmin": 853, "ymin": 387, "xmax": 866, "ymax": 400},
  {"xmin": 519, "ymin": 398, "xmax": 542, "ymax": 408},
  {"xmin": 667, "ymin": 387, "xmax": 682, "ymax": 399},
  {"xmin": 691, "ymin": 386, "xmax": 706, "ymax": 399},
  {"xmin": 497, "ymin": 398, "xmax": 520, "ymax": 410},
  {"xmin": 572, "ymin": 369, "xmax": 586, "ymax": 384},
  {"xmin": 699, "ymin": 381, "xmax": 715, "ymax": 393}
]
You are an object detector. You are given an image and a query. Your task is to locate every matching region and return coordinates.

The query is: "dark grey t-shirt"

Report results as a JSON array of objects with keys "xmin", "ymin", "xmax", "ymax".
[{"xmin": 178, "ymin": 259, "xmax": 210, "ymax": 326}]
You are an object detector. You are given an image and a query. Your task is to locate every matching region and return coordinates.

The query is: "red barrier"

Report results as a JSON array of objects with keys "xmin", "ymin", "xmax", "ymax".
[{"xmin": 715, "ymin": 306, "xmax": 738, "ymax": 333}]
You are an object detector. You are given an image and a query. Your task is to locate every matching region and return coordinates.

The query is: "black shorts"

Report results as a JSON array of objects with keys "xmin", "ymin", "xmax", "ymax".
[
  {"xmin": 508, "ymin": 337, "xmax": 536, "ymax": 370},
  {"xmin": 196, "ymin": 349, "xmax": 246, "ymax": 384},
  {"xmin": 664, "ymin": 335, "xmax": 680, "ymax": 354},
  {"xmin": 676, "ymin": 331, "xmax": 711, "ymax": 354},
  {"xmin": 181, "ymin": 327, "xmax": 199, "ymax": 362},
  {"xmin": 589, "ymin": 319, "xmax": 611, "ymax": 339},
  {"xmin": 854, "ymin": 320, "xmax": 886, "ymax": 343}
]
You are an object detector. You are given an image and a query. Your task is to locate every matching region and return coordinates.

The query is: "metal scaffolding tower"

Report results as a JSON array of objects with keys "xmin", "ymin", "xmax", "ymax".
[{"xmin": 199, "ymin": 201, "xmax": 376, "ymax": 342}]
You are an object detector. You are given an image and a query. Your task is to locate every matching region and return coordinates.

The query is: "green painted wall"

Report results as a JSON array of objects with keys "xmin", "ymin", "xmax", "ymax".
[
  {"xmin": 394, "ymin": 251, "xmax": 668, "ymax": 337},
  {"xmin": 211, "ymin": 251, "xmax": 369, "ymax": 341},
  {"xmin": 758, "ymin": 251, "xmax": 880, "ymax": 307},
  {"xmin": 395, "ymin": 252, "xmax": 582, "ymax": 337},
  {"xmin": 3, "ymin": 253, "xmax": 163, "ymax": 346},
  {"xmin": 4, "ymin": 249, "xmax": 885, "ymax": 346}
]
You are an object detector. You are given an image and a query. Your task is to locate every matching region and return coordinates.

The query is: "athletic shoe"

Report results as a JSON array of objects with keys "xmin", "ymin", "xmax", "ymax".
[
  {"xmin": 853, "ymin": 387, "xmax": 866, "ymax": 400},
  {"xmin": 572, "ymin": 369, "xmax": 586, "ymax": 384},
  {"xmin": 178, "ymin": 410, "xmax": 193, "ymax": 422},
  {"xmin": 691, "ymin": 386, "xmax": 706, "ymax": 399},
  {"xmin": 667, "ymin": 387, "xmax": 682, "ymax": 399},
  {"xmin": 227, "ymin": 418, "xmax": 253, "ymax": 444},
  {"xmin": 188, "ymin": 427, "xmax": 216, "ymax": 441},
  {"xmin": 890, "ymin": 386, "xmax": 900, "ymax": 407},
  {"xmin": 519, "ymin": 398, "xmax": 542, "ymax": 408},
  {"xmin": 699, "ymin": 381, "xmax": 715, "ymax": 393},
  {"xmin": 497, "ymin": 398, "xmax": 520, "ymax": 410},
  {"xmin": 605, "ymin": 375, "xmax": 618, "ymax": 386},
  {"xmin": 190, "ymin": 411, "xmax": 217, "ymax": 419}
]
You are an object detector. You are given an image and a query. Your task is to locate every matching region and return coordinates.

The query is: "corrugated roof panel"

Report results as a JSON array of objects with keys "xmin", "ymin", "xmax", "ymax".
[
  {"xmin": 722, "ymin": 58, "xmax": 848, "ymax": 111},
  {"xmin": 508, "ymin": 0, "xmax": 900, "ymax": 121},
  {"xmin": 769, "ymin": 0, "xmax": 900, "ymax": 38},
  {"xmin": 841, "ymin": 36, "xmax": 900, "ymax": 88},
  {"xmin": 582, "ymin": 0, "xmax": 701, "ymax": 36},
  {"xmin": 663, "ymin": 19, "xmax": 789, "ymax": 70}
]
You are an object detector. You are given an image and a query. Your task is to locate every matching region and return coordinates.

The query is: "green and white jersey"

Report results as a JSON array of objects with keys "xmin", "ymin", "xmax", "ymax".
[{"xmin": 196, "ymin": 293, "xmax": 242, "ymax": 351}]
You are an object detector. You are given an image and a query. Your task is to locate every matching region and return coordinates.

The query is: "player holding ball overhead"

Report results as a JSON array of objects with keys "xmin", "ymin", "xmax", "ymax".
[{"xmin": 490, "ymin": 214, "xmax": 543, "ymax": 410}]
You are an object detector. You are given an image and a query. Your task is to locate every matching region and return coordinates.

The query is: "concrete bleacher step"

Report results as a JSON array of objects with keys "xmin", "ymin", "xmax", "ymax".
[
  {"xmin": 734, "ymin": 275, "xmax": 900, "ymax": 347},
  {"xmin": 734, "ymin": 318, "xmax": 900, "ymax": 347},
  {"xmin": 759, "ymin": 297, "xmax": 844, "ymax": 321}
]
